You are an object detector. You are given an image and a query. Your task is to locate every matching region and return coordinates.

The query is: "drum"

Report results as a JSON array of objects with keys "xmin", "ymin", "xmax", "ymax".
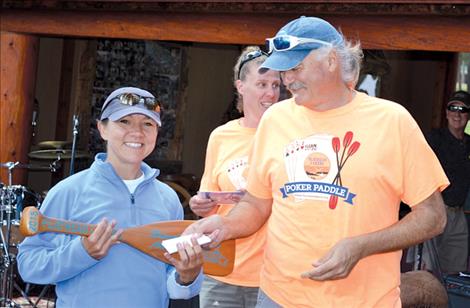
[{"xmin": 1, "ymin": 185, "xmax": 42, "ymax": 246}]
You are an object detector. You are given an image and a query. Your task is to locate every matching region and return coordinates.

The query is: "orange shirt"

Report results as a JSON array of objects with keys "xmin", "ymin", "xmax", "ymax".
[
  {"xmin": 200, "ymin": 119, "xmax": 266, "ymax": 287},
  {"xmin": 247, "ymin": 92, "xmax": 449, "ymax": 307}
]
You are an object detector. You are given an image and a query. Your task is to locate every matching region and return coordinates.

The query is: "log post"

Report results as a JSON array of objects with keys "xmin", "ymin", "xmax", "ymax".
[{"xmin": 0, "ymin": 32, "xmax": 39, "ymax": 185}]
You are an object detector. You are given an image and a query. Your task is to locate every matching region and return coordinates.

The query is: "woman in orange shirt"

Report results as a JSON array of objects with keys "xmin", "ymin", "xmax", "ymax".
[{"xmin": 189, "ymin": 46, "xmax": 281, "ymax": 307}]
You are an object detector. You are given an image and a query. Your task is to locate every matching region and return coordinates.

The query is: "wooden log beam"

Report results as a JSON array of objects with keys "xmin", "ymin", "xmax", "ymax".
[
  {"xmin": 0, "ymin": 32, "xmax": 39, "ymax": 185},
  {"xmin": 2, "ymin": 1, "xmax": 470, "ymax": 16},
  {"xmin": 1, "ymin": 9, "xmax": 470, "ymax": 52}
]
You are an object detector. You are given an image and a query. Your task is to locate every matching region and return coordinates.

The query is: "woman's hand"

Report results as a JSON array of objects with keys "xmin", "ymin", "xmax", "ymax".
[
  {"xmin": 82, "ymin": 218, "xmax": 122, "ymax": 260},
  {"xmin": 189, "ymin": 195, "xmax": 218, "ymax": 217},
  {"xmin": 164, "ymin": 236, "xmax": 204, "ymax": 285}
]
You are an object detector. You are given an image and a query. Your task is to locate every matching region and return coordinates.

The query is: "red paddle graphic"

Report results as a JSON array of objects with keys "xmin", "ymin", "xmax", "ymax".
[
  {"xmin": 329, "ymin": 132, "xmax": 360, "ymax": 210},
  {"xmin": 332, "ymin": 137, "xmax": 341, "ymax": 184},
  {"xmin": 334, "ymin": 141, "xmax": 361, "ymax": 184},
  {"xmin": 328, "ymin": 195, "xmax": 338, "ymax": 210}
]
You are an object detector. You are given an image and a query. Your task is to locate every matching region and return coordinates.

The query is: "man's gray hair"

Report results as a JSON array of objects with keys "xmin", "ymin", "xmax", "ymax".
[{"xmin": 316, "ymin": 34, "xmax": 363, "ymax": 87}]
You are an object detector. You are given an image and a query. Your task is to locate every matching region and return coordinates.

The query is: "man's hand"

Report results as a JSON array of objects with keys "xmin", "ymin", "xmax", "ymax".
[
  {"xmin": 301, "ymin": 190, "xmax": 446, "ymax": 281},
  {"xmin": 185, "ymin": 192, "xmax": 272, "ymax": 249},
  {"xmin": 164, "ymin": 236, "xmax": 204, "ymax": 285},
  {"xmin": 301, "ymin": 237, "xmax": 364, "ymax": 281},
  {"xmin": 82, "ymin": 218, "xmax": 122, "ymax": 260},
  {"xmin": 189, "ymin": 195, "xmax": 218, "ymax": 217},
  {"xmin": 182, "ymin": 215, "xmax": 226, "ymax": 249}
]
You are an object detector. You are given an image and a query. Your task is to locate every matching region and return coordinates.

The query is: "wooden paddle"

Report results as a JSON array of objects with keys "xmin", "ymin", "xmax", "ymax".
[{"xmin": 19, "ymin": 207, "xmax": 235, "ymax": 276}]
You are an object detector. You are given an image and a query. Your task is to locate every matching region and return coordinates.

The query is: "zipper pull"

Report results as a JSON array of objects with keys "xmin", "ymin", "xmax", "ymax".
[{"xmin": 130, "ymin": 194, "xmax": 135, "ymax": 204}]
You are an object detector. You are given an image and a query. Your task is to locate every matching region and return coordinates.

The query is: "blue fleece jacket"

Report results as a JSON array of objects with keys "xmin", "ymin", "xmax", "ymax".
[{"xmin": 18, "ymin": 153, "xmax": 203, "ymax": 307}]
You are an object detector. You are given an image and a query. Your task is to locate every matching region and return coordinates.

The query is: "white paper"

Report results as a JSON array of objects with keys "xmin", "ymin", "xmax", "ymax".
[{"xmin": 161, "ymin": 234, "xmax": 211, "ymax": 254}]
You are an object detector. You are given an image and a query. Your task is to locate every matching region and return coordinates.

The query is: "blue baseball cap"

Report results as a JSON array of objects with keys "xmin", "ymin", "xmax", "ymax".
[
  {"xmin": 100, "ymin": 87, "xmax": 161, "ymax": 126},
  {"xmin": 260, "ymin": 16, "xmax": 344, "ymax": 72}
]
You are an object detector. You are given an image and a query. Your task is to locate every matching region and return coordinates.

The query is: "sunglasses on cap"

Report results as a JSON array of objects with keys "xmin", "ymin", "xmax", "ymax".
[
  {"xmin": 265, "ymin": 35, "xmax": 333, "ymax": 54},
  {"xmin": 101, "ymin": 93, "xmax": 161, "ymax": 114},
  {"xmin": 237, "ymin": 50, "xmax": 268, "ymax": 80},
  {"xmin": 447, "ymin": 104, "xmax": 469, "ymax": 114}
]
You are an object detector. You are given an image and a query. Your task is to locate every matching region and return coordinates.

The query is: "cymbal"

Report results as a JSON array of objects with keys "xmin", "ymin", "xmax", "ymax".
[
  {"xmin": 37, "ymin": 140, "xmax": 72, "ymax": 149},
  {"xmin": 28, "ymin": 149, "xmax": 90, "ymax": 160}
]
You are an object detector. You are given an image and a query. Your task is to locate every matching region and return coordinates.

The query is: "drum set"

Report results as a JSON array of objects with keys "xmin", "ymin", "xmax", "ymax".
[
  {"xmin": 0, "ymin": 139, "xmax": 89, "ymax": 307},
  {"xmin": 1, "ymin": 162, "xmax": 44, "ymax": 307}
]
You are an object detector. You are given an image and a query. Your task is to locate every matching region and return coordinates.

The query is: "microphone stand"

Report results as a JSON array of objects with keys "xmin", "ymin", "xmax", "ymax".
[{"xmin": 70, "ymin": 115, "xmax": 79, "ymax": 176}]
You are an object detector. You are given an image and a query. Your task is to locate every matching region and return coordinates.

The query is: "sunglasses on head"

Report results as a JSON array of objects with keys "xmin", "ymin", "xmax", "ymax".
[
  {"xmin": 101, "ymin": 93, "xmax": 161, "ymax": 114},
  {"xmin": 265, "ymin": 35, "xmax": 333, "ymax": 54},
  {"xmin": 237, "ymin": 50, "xmax": 268, "ymax": 80},
  {"xmin": 447, "ymin": 104, "xmax": 469, "ymax": 114}
]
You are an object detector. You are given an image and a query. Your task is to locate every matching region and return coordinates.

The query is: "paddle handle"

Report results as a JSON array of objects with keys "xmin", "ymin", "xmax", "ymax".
[
  {"xmin": 20, "ymin": 207, "xmax": 97, "ymax": 237},
  {"xmin": 41, "ymin": 216, "xmax": 96, "ymax": 236}
]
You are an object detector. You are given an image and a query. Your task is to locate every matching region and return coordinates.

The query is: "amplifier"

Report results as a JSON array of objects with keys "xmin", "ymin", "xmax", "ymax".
[{"xmin": 445, "ymin": 274, "xmax": 470, "ymax": 308}]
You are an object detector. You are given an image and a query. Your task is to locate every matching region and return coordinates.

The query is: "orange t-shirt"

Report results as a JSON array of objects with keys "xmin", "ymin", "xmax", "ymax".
[
  {"xmin": 246, "ymin": 92, "xmax": 449, "ymax": 307},
  {"xmin": 200, "ymin": 119, "xmax": 267, "ymax": 287}
]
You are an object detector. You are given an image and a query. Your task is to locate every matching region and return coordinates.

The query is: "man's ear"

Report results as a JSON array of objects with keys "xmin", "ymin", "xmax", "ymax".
[{"xmin": 327, "ymin": 50, "xmax": 338, "ymax": 72}]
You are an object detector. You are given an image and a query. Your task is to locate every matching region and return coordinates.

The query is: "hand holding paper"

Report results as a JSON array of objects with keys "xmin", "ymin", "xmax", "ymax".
[{"xmin": 197, "ymin": 191, "xmax": 245, "ymax": 204}]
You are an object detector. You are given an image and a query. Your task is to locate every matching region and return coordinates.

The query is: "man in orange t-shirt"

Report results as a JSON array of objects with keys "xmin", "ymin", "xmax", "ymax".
[{"xmin": 185, "ymin": 16, "xmax": 448, "ymax": 307}]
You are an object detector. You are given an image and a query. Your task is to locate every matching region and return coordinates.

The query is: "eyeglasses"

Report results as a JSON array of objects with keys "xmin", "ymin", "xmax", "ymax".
[
  {"xmin": 266, "ymin": 35, "xmax": 332, "ymax": 54},
  {"xmin": 447, "ymin": 104, "xmax": 469, "ymax": 114},
  {"xmin": 101, "ymin": 93, "xmax": 161, "ymax": 114},
  {"xmin": 237, "ymin": 50, "xmax": 268, "ymax": 80}
]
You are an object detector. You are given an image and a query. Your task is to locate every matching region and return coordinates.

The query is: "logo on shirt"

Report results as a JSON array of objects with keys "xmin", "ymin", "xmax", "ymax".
[
  {"xmin": 227, "ymin": 156, "xmax": 249, "ymax": 190},
  {"xmin": 280, "ymin": 131, "xmax": 360, "ymax": 209}
]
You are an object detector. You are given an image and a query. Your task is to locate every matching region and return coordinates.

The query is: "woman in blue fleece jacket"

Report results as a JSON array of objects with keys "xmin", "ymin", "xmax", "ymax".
[{"xmin": 18, "ymin": 87, "xmax": 204, "ymax": 307}]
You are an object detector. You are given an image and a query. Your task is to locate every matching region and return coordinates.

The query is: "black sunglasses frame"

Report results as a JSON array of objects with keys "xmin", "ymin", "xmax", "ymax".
[
  {"xmin": 237, "ymin": 50, "xmax": 268, "ymax": 80},
  {"xmin": 447, "ymin": 104, "xmax": 469, "ymax": 114},
  {"xmin": 101, "ymin": 93, "xmax": 161, "ymax": 115}
]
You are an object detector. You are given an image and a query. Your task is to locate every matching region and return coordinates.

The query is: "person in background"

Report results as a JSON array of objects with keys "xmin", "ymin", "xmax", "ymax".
[
  {"xmin": 18, "ymin": 87, "xmax": 204, "ymax": 307},
  {"xmin": 426, "ymin": 90, "xmax": 470, "ymax": 274},
  {"xmin": 189, "ymin": 46, "xmax": 281, "ymax": 307},
  {"xmin": 185, "ymin": 16, "xmax": 448, "ymax": 307}
]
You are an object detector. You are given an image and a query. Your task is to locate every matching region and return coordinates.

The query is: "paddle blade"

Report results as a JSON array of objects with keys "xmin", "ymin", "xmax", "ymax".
[
  {"xmin": 329, "ymin": 195, "xmax": 338, "ymax": 210},
  {"xmin": 119, "ymin": 220, "xmax": 235, "ymax": 276},
  {"xmin": 332, "ymin": 137, "xmax": 340, "ymax": 153},
  {"xmin": 347, "ymin": 141, "xmax": 361, "ymax": 156},
  {"xmin": 343, "ymin": 131, "xmax": 353, "ymax": 148}
]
